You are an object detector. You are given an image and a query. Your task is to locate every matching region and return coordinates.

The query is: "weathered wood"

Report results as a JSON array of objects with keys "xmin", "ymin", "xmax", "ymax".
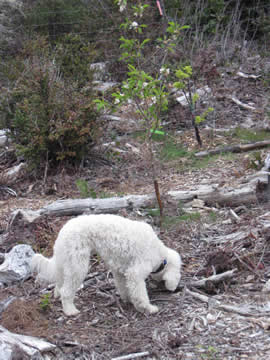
[
  {"xmin": 231, "ymin": 96, "xmax": 257, "ymax": 111},
  {"xmin": 186, "ymin": 289, "xmax": 270, "ymax": 317},
  {"xmin": 0, "ymin": 325, "xmax": 55, "ymax": 359},
  {"xmin": 9, "ymin": 194, "xmax": 156, "ymax": 225},
  {"xmin": 169, "ymin": 183, "xmax": 258, "ymax": 207},
  {"xmin": 6, "ymin": 154, "xmax": 270, "ymax": 226},
  {"xmin": 7, "ymin": 182, "xmax": 265, "ymax": 226},
  {"xmin": 188, "ymin": 269, "xmax": 237, "ymax": 288},
  {"xmin": 112, "ymin": 351, "xmax": 150, "ymax": 360},
  {"xmin": 195, "ymin": 140, "xmax": 270, "ymax": 158}
]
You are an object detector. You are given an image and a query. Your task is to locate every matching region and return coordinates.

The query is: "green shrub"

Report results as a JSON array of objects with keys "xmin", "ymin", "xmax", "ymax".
[{"xmin": 0, "ymin": 39, "xmax": 100, "ymax": 172}]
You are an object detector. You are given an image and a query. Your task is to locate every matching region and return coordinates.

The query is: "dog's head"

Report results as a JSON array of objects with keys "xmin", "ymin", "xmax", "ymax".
[{"xmin": 151, "ymin": 249, "xmax": 181, "ymax": 291}]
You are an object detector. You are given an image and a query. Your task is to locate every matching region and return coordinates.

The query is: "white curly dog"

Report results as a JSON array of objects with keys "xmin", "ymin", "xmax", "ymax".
[{"xmin": 31, "ymin": 214, "xmax": 181, "ymax": 316}]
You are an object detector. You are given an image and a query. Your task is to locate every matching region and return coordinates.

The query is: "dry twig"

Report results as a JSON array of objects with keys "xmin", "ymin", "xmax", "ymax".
[
  {"xmin": 186, "ymin": 288, "xmax": 270, "ymax": 317},
  {"xmin": 111, "ymin": 351, "xmax": 150, "ymax": 360}
]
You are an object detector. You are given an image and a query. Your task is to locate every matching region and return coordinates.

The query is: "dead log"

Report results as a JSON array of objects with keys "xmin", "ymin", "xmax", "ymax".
[
  {"xmin": 169, "ymin": 183, "xmax": 258, "ymax": 207},
  {"xmin": 7, "ymin": 181, "xmax": 266, "ymax": 226},
  {"xmin": 6, "ymin": 154, "xmax": 270, "ymax": 226},
  {"xmin": 0, "ymin": 325, "xmax": 55, "ymax": 359},
  {"xmin": 8, "ymin": 194, "xmax": 156, "ymax": 226},
  {"xmin": 8, "ymin": 184, "xmax": 257, "ymax": 226},
  {"xmin": 195, "ymin": 140, "xmax": 270, "ymax": 158}
]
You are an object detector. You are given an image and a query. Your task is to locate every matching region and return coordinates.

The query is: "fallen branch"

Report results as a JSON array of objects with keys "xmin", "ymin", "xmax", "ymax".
[
  {"xmin": 229, "ymin": 209, "xmax": 241, "ymax": 222},
  {"xmin": 195, "ymin": 140, "xmax": 270, "ymax": 158},
  {"xmin": 186, "ymin": 288, "xmax": 270, "ymax": 317},
  {"xmin": 201, "ymin": 230, "xmax": 252, "ymax": 245},
  {"xmin": 236, "ymin": 71, "xmax": 261, "ymax": 80},
  {"xmin": 112, "ymin": 351, "xmax": 150, "ymax": 360},
  {"xmin": 231, "ymin": 96, "xmax": 257, "ymax": 111},
  {"xmin": 188, "ymin": 269, "xmax": 237, "ymax": 288}
]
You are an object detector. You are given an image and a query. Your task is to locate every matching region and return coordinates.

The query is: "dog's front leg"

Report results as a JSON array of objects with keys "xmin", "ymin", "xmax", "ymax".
[
  {"xmin": 125, "ymin": 268, "xmax": 158, "ymax": 314},
  {"xmin": 112, "ymin": 271, "xmax": 129, "ymax": 302}
]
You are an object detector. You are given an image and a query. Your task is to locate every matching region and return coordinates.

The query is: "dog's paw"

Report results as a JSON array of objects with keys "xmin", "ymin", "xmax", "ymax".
[
  {"xmin": 63, "ymin": 304, "xmax": 80, "ymax": 316},
  {"xmin": 64, "ymin": 308, "xmax": 80, "ymax": 316},
  {"xmin": 147, "ymin": 304, "xmax": 159, "ymax": 314}
]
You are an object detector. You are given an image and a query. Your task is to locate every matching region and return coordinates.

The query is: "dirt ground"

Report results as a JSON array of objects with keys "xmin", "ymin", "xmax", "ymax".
[{"xmin": 1, "ymin": 63, "xmax": 270, "ymax": 359}]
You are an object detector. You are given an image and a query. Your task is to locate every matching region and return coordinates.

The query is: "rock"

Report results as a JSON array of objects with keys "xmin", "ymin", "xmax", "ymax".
[
  {"xmin": 93, "ymin": 81, "xmax": 118, "ymax": 93},
  {"xmin": 176, "ymin": 86, "xmax": 212, "ymax": 106},
  {"xmin": 2, "ymin": 162, "xmax": 26, "ymax": 184},
  {"xmin": 90, "ymin": 62, "xmax": 109, "ymax": 81},
  {"xmin": 0, "ymin": 130, "xmax": 7, "ymax": 147},
  {"xmin": 0, "ymin": 245, "xmax": 34, "ymax": 285}
]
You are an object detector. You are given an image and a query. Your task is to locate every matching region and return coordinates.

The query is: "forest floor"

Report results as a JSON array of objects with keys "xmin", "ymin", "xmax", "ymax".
[{"xmin": 0, "ymin": 58, "xmax": 270, "ymax": 359}]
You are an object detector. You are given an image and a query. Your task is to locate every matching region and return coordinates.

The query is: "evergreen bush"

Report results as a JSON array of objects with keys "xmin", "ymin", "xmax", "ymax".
[{"xmin": 0, "ymin": 37, "xmax": 100, "ymax": 172}]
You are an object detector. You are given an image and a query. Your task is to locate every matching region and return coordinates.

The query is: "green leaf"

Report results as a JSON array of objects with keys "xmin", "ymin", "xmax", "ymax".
[
  {"xmin": 195, "ymin": 115, "xmax": 202, "ymax": 124},
  {"xmin": 173, "ymin": 81, "xmax": 185, "ymax": 89}
]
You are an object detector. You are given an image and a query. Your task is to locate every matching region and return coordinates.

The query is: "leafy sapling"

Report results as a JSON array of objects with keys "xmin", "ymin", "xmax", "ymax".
[
  {"xmin": 95, "ymin": 2, "xmax": 213, "ymax": 220},
  {"xmin": 174, "ymin": 66, "xmax": 214, "ymax": 147}
]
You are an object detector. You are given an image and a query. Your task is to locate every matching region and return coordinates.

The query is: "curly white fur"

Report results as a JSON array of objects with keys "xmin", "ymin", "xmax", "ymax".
[{"xmin": 31, "ymin": 214, "xmax": 181, "ymax": 316}]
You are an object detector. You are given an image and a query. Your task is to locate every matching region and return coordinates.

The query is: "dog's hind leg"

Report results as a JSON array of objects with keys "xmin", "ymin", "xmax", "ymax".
[
  {"xmin": 54, "ymin": 286, "xmax": 61, "ymax": 299},
  {"xmin": 54, "ymin": 265, "xmax": 64, "ymax": 299},
  {"xmin": 112, "ymin": 271, "xmax": 129, "ymax": 302},
  {"xmin": 60, "ymin": 256, "xmax": 89, "ymax": 316},
  {"xmin": 125, "ymin": 268, "xmax": 158, "ymax": 314}
]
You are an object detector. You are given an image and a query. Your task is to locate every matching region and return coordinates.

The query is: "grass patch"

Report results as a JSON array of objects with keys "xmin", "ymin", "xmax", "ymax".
[
  {"xmin": 207, "ymin": 210, "xmax": 218, "ymax": 223},
  {"xmin": 190, "ymin": 151, "xmax": 239, "ymax": 170},
  {"xmin": 75, "ymin": 179, "xmax": 116, "ymax": 199},
  {"xmin": 178, "ymin": 212, "xmax": 201, "ymax": 221},
  {"xmin": 146, "ymin": 208, "xmax": 161, "ymax": 217},
  {"xmin": 231, "ymin": 128, "xmax": 270, "ymax": 143},
  {"xmin": 159, "ymin": 138, "xmax": 189, "ymax": 161},
  {"xmin": 145, "ymin": 207, "xmax": 201, "ymax": 229}
]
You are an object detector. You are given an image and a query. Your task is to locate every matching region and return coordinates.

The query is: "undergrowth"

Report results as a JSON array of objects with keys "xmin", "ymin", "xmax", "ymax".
[{"xmin": 231, "ymin": 128, "xmax": 270, "ymax": 142}]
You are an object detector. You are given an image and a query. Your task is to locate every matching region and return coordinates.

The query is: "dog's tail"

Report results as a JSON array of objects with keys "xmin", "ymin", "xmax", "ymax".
[{"xmin": 31, "ymin": 254, "xmax": 57, "ymax": 284}]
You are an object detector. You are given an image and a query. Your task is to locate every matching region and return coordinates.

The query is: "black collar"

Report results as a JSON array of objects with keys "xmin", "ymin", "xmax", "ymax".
[{"xmin": 151, "ymin": 259, "xmax": 167, "ymax": 274}]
